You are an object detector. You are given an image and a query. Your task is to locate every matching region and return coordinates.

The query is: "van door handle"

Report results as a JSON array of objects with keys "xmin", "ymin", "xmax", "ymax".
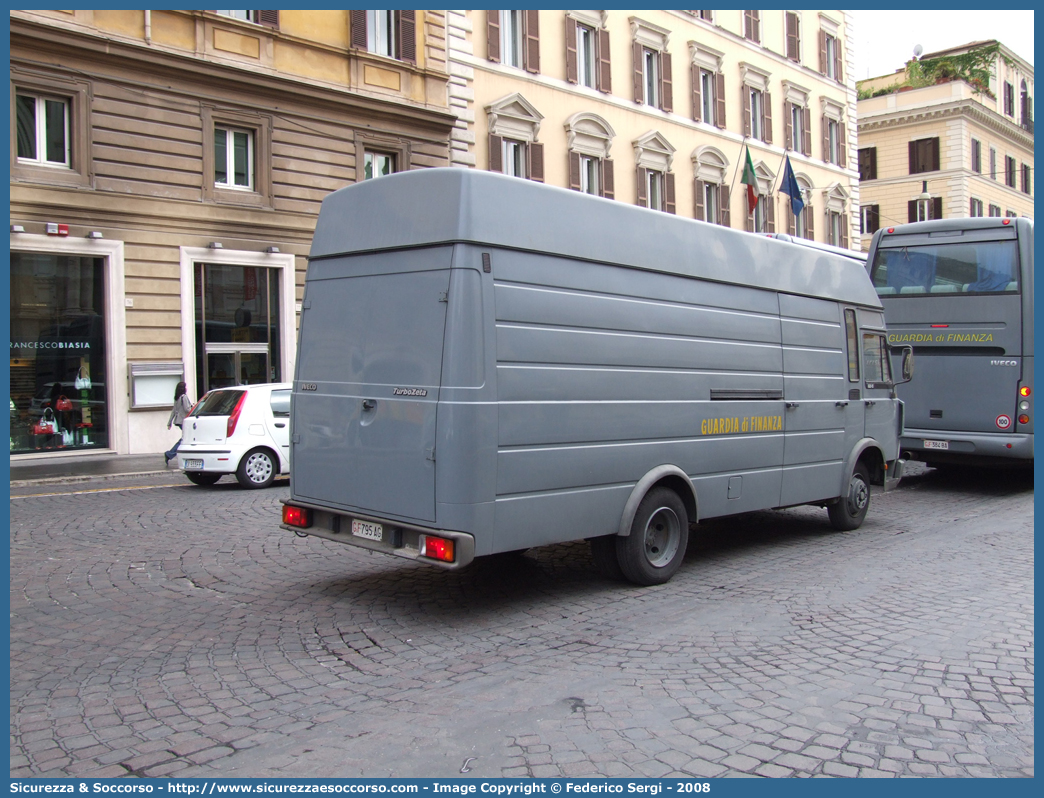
[
  {"xmin": 835, "ymin": 401, "xmax": 849, "ymax": 408},
  {"xmin": 274, "ymin": 422, "xmax": 286, "ymax": 428},
  {"xmin": 865, "ymin": 400, "xmax": 876, "ymax": 407},
  {"xmin": 785, "ymin": 402, "xmax": 799, "ymax": 409},
  {"xmin": 362, "ymin": 399, "xmax": 376, "ymax": 410}
]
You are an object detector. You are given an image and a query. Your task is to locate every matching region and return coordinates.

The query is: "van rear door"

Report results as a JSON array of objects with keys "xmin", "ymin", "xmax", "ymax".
[{"xmin": 292, "ymin": 248, "xmax": 452, "ymax": 523}]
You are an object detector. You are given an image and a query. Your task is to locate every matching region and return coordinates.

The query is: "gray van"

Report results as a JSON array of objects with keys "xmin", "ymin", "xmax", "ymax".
[{"xmin": 282, "ymin": 169, "xmax": 908, "ymax": 585}]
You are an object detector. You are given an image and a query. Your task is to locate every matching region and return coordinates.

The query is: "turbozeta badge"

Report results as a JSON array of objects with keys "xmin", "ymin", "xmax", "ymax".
[{"xmin": 393, "ymin": 387, "xmax": 428, "ymax": 397}]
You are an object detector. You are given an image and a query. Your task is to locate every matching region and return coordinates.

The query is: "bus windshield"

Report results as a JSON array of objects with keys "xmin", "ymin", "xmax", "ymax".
[{"xmin": 870, "ymin": 240, "xmax": 1019, "ymax": 296}]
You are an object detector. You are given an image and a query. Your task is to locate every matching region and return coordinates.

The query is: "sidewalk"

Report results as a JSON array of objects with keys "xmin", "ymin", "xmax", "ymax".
[{"xmin": 9, "ymin": 452, "xmax": 170, "ymax": 486}]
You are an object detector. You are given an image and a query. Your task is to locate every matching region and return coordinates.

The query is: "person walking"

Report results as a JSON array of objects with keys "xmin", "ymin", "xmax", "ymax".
[{"xmin": 165, "ymin": 381, "xmax": 193, "ymax": 466}]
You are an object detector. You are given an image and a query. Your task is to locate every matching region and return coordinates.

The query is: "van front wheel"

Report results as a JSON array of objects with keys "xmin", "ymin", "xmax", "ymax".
[
  {"xmin": 618, "ymin": 487, "xmax": 688, "ymax": 586},
  {"xmin": 828, "ymin": 463, "xmax": 870, "ymax": 531}
]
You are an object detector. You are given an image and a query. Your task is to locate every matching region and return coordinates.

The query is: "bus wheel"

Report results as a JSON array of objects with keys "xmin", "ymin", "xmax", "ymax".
[
  {"xmin": 618, "ymin": 487, "xmax": 688, "ymax": 586},
  {"xmin": 828, "ymin": 463, "xmax": 870, "ymax": 531}
]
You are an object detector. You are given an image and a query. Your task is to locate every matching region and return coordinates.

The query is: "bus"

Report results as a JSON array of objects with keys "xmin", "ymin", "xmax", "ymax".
[{"xmin": 866, "ymin": 217, "xmax": 1033, "ymax": 466}]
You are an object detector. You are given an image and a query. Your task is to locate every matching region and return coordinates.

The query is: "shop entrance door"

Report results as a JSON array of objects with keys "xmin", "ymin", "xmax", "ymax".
[{"xmin": 204, "ymin": 344, "xmax": 270, "ymax": 391}]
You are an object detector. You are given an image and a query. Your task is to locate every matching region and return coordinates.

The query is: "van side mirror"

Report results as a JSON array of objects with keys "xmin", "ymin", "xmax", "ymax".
[{"xmin": 897, "ymin": 345, "xmax": 914, "ymax": 384}]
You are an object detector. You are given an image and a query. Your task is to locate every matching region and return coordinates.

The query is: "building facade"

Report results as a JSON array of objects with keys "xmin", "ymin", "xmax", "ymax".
[
  {"xmin": 10, "ymin": 9, "xmax": 454, "ymax": 459},
  {"xmin": 446, "ymin": 10, "xmax": 858, "ymax": 247},
  {"xmin": 856, "ymin": 40, "xmax": 1033, "ymax": 250}
]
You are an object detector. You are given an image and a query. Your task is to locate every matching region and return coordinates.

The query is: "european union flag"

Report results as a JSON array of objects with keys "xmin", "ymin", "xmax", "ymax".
[{"xmin": 780, "ymin": 154, "xmax": 805, "ymax": 219}]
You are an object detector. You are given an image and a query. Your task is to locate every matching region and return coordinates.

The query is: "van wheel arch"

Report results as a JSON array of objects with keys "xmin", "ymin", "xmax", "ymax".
[
  {"xmin": 844, "ymin": 440, "xmax": 886, "ymax": 488},
  {"xmin": 618, "ymin": 465, "xmax": 697, "ymax": 537}
]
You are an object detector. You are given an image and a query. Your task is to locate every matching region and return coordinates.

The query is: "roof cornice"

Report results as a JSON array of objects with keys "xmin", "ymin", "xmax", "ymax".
[{"xmin": 858, "ymin": 97, "xmax": 1033, "ymax": 149}]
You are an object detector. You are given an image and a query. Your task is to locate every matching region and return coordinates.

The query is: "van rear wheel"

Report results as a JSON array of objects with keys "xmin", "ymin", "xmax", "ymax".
[
  {"xmin": 618, "ymin": 487, "xmax": 688, "ymax": 586},
  {"xmin": 828, "ymin": 463, "xmax": 870, "ymax": 531}
]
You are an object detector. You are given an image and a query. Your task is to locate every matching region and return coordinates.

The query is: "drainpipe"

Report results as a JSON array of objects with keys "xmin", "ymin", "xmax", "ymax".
[{"xmin": 144, "ymin": 10, "xmax": 151, "ymax": 44}]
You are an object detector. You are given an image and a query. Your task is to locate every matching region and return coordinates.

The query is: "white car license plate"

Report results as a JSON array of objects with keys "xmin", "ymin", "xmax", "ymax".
[
  {"xmin": 923, "ymin": 440, "xmax": 949, "ymax": 450},
  {"xmin": 183, "ymin": 459, "xmax": 204, "ymax": 469},
  {"xmin": 352, "ymin": 520, "xmax": 383, "ymax": 541}
]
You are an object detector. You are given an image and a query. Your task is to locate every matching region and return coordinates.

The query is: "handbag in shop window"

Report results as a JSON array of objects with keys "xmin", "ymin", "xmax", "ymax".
[{"xmin": 74, "ymin": 366, "xmax": 92, "ymax": 391}]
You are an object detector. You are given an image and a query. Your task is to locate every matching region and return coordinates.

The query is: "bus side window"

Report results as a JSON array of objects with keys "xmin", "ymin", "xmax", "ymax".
[{"xmin": 844, "ymin": 309, "xmax": 859, "ymax": 382}]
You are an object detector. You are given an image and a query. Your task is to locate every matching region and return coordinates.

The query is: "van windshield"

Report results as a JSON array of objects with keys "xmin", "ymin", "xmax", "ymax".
[
  {"xmin": 870, "ymin": 240, "xmax": 1018, "ymax": 296},
  {"xmin": 192, "ymin": 390, "xmax": 244, "ymax": 417}
]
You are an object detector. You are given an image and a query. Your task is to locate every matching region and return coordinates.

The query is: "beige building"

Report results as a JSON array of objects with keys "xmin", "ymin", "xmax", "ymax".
[
  {"xmin": 856, "ymin": 40, "xmax": 1033, "ymax": 250},
  {"xmin": 446, "ymin": 10, "xmax": 858, "ymax": 246},
  {"xmin": 10, "ymin": 9, "xmax": 454, "ymax": 460}
]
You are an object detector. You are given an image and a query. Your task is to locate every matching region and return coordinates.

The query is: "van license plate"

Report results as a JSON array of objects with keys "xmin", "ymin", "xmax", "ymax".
[
  {"xmin": 352, "ymin": 520, "xmax": 383, "ymax": 541},
  {"xmin": 923, "ymin": 440, "xmax": 949, "ymax": 450},
  {"xmin": 183, "ymin": 459, "xmax": 204, "ymax": 469}
]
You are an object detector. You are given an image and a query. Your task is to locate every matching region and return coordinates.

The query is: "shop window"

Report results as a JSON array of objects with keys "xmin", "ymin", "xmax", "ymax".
[{"xmin": 10, "ymin": 252, "xmax": 109, "ymax": 453}]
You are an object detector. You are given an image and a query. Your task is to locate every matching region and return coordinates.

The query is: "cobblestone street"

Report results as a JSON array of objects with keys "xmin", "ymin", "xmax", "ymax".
[{"xmin": 9, "ymin": 463, "xmax": 1033, "ymax": 778}]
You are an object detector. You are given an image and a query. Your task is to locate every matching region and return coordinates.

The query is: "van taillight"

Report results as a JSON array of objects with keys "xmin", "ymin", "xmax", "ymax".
[
  {"xmin": 420, "ymin": 535, "xmax": 455, "ymax": 563},
  {"xmin": 227, "ymin": 392, "xmax": 247, "ymax": 437},
  {"xmin": 283, "ymin": 505, "xmax": 311, "ymax": 528}
]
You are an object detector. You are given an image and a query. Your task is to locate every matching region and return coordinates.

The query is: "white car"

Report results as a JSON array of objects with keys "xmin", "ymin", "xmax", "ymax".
[{"xmin": 177, "ymin": 382, "xmax": 291, "ymax": 488}]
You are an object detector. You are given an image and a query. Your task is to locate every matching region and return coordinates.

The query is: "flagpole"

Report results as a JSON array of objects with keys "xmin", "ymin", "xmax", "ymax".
[{"xmin": 727, "ymin": 136, "xmax": 748, "ymax": 227}]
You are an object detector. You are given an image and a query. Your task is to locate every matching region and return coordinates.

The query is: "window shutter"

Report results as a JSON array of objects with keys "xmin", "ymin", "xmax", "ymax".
[
  {"xmin": 488, "ymin": 134, "xmax": 503, "ymax": 173},
  {"xmin": 786, "ymin": 12, "xmax": 799, "ymax": 61},
  {"xmin": 787, "ymin": 203, "xmax": 796, "ymax": 235},
  {"xmin": 870, "ymin": 205, "xmax": 880, "ymax": 233},
  {"xmin": 399, "ymin": 11, "xmax": 416, "ymax": 64},
  {"xmin": 869, "ymin": 147, "xmax": 877, "ymax": 179},
  {"xmin": 665, "ymin": 172, "xmax": 676, "ymax": 214},
  {"xmin": 742, "ymin": 86, "xmax": 752, "ymax": 137},
  {"xmin": 908, "ymin": 140, "xmax": 917, "ymax": 174},
  {"xmin": 784, "ymin": 101, "xmax": 793, "ymax": 150},
  {"xmin": 744, "ymin": 10, "xmax": 753, "ymax": 39},
  {"xmin": 350, "ymin": 10, "xmax": 367, "ymax": 49},
  {"xmin": 819, "ymin": 29, "xmax": 828, "ymax": 75},
  {"xmin": 837, "ymin": 124, "xmax": 845, "ymax": 168},
  {"xmin": 908, "ymin": 199, "xmax": 917, "ymax": 223},
  {"xmin": 834, "ymin": 39, "xmax": 843, "ymax": 83},
  {"xmin": 804, "ymin": 204, "xmax": 813, "ymax": 239},
  {"xmin": 691, "ymin": 65, "xmax": 702, "ymax": 122},
  {"xmin": 822, "ymin": 115, "xmax": 830, "ymax": 162},
  {"xmin": 486, "ymin": 11, "xmax": 500, "ymax": 63},
  {"xmin": 752, "ymin": 11, "xmax": 760, "ymax": 42},
  {"xmin": 745, "ymin": 207, "xmax": 755, "ymax": 232},
  {"xmin": 258, "ymin": 10, "xmax": 279, "ymax": 28},
  {"xmin": 528, "ymin": 142, "xmax": 544, "ymax": 182},
  {"xmin": 694, "ymin": 179, "xmax": 705, "ymax": 220},
  {"xmin": 524, "ymin": 10, "xmax": 540, "ymax": 73},
  {"xmin": 932, "ymin": 197, "xmax": 942, "ymax": 219},
  {"xmin": 633, "ymin": 42, "xmax": 644, "ymax": 103},
  {"xmin": 840, "ymin": 213, "xmax": 848, "ymax": 249},
  {"xmin": 930, "ymin": 138, "xmax": 939, "ymax": 172},
  {"xmin": 720, "ymin": 184, "xmax": 731, "ymax": 227},
  {"xmin": 601, "ymin": 158, "xmax": 614, "ymax": 199},
  {"xmin": 802, "ymin": 106, "xmax": 812, "ymax": 156},
  {"xmin": 636, "ymin": 167, "xmax": 647, "ymax": 206},
  {"xmin": 568, "ymin": 151, "xmax": 581, "ymax": 191},
  {"xmin": 660, "ymin": 51, "xmax": 673, "ymax": 113},
  {"xmin": 762, "ymin": 91, "xmax": 772, "ymax": 144},
  {"xmin": 597, "ymin": 28, "xmax": 612, "ymax": 93},
  {"xmin": 766, "ymin": 195, "xmax": 776, "ymax": 233},
  {"xmin": 715, "ymin": 71, "xmax": 727, "ymax": 128},
  {"xmin": 565, "ymin": 17, "xmax": 578, "ymax": 84}
]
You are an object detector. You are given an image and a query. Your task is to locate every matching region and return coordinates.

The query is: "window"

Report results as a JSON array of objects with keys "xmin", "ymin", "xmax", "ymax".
[
  {"xmin": 743, "ymin": 10, "xmax": 761, "ymax": 43},
  {"xmin": 700, "ymin": 182, "xmax": 723, "ymax": 225},
  {"xmin": 844, "ymin": 309, "xmax": 859, "ymax": 382},
  {"xmin": 781, "ymin": 82, "xmax": 810, "ymax": 157},
  {"xmin": 860, "ymin": 205, "xmax": 880, "ymax": 235},
  {"xmin": 747, "ymin": 195, "xmax": 774, "ymax": 233},
  {"xmin": 858, "ymin": 147, "xmax": 877, "ymax": 181},
  {"xmin": 693, "ymin": 145, "xmax": 730, "ymax": 227},
  {"xmin": 1020, "ymin": 81, "xmax": 1033, "ymax": 132},
  {"xmin": 788, "ymin": 102, "xmax": 804, "ymax": 152},
  {"xmin": 824, "ymin": 117, "xmax": 844, "ymax": 166},
  {"xmin": 741, "ymin": 66, "xmax": 772, "ymax": 144},
  {"xmin": 645, "ymin": 168, "xmax": 665, "ymax": 211},
  {"xmin": 1005, "ymin": 156, "xmax": 1017, "ymax": 188},
  {"xmin": 364, "ymin": 151, "xmax": 395, "ymax": 180},
  {"xmin": 863, "ymin": 333, "xmax": 892, "ymax": 387},
  {"xmin": 16, "ymin": 93, "xmax": 69, "ymax": 168},
  {"xmin": 909, "ymin": 137, "xmax": 940, "ymax": 174},
  {"xmin": 971, "ymin": 138, "xmax": 981, "ymax": 173},
  {"xmin": 821, "ymin": 32, "xmax": 841, "ymax": 81},
  {"xmin": 486, "ymin": 92, "xmax": 544, "ymax": 182},
  {"xmin": 566, "ymin": 12, "xmax": 610, "ymax": 92},
  {"xmin": 785, "ymin": 12, "xmax": 801, "ymax": 62},
  {"xmin": 631, "ymin": 18, "xmax": 672, "ymax": 112},
  {"xmin": 970, "ymin": 197, "xmax": 983, "ymax": 217},
  {"xmin": 990, "ymin": 148, "xmax": 997, "ymax": 180},
  {"xmin": 502, "ymin": 139, "xmax": 526, "ymax": 177},
  {"xmin": 826, "ymin": 209, "xmax": 847, "ymax": 247},
  {"xmin": 907, "ymin": 196, "xmax": 942, "ymax": 222},
  {"xmin": 1021, "ymin": 163, "xmax": 1031, "ymax": 195},
  {"xmin": 634, "ymin": 130, "xmax": 675, "ymax": 213},
  {"xmin": 1006, "ymin": 209, "xmax": 1017, "ymax": 218},
  {"xmin": 989, "ymin": 204, "xmax": 1002, "ymax": 217},
  {"xmin": 350, "ymin": 11, "xmax": 416, "ymax": 62},
  {"xmin": 214, "ymin": 127, "xmax": 253, "ymax": 190},
  {"xmin": 214, "ymin": 10, "xmax": 278, "ymax": 26},
  {"xmin": 1004, "ymin": 81, "xmax": 1015, "ymax": 117},
  {"xmin": 566, "ymin": 112, "xmax": 615, "ymax": 199},
  {"xmin": 695, "ymin": 11, "xmax": 713, "ymax": 23},
  {"xmin": 270, "ymin": 390, "xmax": 291, "ymax": 418},
  {"xmin": 217, "ymin": 10, "xmax": 258, "ymax": 22},
  {"xmin": 690, "ymin": 44, "xmax": 725, "ymax": 128},
  {"xmin": 871, "ymin": 240, "xmax": 1018, "ymax": 295},
  {"xmin": 488, "ymin": 10, "xmax": 538, "ymax": 73}
]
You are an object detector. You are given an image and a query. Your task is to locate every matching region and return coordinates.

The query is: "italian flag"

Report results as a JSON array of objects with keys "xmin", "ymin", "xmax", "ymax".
[{"xmin": 741, "ymin": 146, "xmax": 759, "ymax": 214}]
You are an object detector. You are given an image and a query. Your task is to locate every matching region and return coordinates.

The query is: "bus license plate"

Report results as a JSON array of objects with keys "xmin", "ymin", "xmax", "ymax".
[
  {"xmin": 923, "ymin": 440, "xmax": 949, "ymax": 450},
  {"xmin": 183, "ymin": 459, "xmax": 204, "ymax": 469},
  {"xmin": 352, "ymin": 520, "xmax": 383, "ymax": 541}
]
